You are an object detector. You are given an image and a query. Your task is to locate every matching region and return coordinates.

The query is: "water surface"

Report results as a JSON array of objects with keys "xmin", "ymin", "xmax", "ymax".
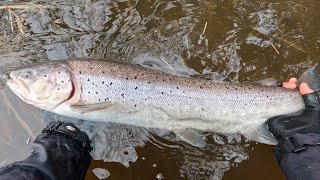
[{"xmin": 1, "ymin": 0, "xmax": 319, "ymax": 179}]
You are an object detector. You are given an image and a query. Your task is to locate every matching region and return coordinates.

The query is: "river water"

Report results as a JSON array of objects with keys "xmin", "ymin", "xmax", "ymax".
[{"xmin": 1, "ymin": 0, "xmax": 319, "ymax": 179}]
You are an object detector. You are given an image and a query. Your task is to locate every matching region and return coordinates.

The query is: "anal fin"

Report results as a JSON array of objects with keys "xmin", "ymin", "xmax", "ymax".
[
  {"xmin": 173, "ymin": 129, "xmax": 206, "ymax": 148},
  {"xmin": 242, "ymin": 123, "xmax": 278, "ymax": 145}
]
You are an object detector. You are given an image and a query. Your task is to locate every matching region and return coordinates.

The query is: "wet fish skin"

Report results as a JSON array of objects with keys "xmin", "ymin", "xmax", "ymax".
[{"xmin": 6, "ymin": 59, "xmax": 305, "ymax": 146}]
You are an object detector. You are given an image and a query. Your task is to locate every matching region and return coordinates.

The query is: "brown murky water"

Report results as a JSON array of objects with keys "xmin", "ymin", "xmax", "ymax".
[{"xmin": 1, "ymin": 0, "xmax": 320, "ymax": 179}]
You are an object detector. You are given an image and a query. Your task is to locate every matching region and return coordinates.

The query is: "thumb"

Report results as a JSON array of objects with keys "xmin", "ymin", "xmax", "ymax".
[{"xmin": 300, "ymin": 83, "xmax": 314, "ymax": 95}]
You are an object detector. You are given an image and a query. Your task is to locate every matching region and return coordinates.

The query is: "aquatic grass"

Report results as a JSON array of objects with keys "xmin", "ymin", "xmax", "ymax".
[{"xmin": 0, "ymin": 3, "xmax": 49, "ymax": 36}]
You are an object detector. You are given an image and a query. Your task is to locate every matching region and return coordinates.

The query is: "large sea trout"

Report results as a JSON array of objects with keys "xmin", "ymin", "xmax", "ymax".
[{"xmin": 4, "ymin": 59, "xmax": 316, "ymax": 147}]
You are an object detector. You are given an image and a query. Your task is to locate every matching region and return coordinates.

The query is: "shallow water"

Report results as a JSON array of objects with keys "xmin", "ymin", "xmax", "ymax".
[{"xmin": 0, "ymin": 0, "xmax": 319, "ymax": 179}]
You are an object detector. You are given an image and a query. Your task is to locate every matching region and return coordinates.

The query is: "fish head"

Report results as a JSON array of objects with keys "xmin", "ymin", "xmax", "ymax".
[{"xmin": 6, "ymin": 62, "xmax": 74, "ymax": 110}]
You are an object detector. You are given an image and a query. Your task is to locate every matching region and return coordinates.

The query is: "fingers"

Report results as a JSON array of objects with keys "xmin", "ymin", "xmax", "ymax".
[
  {"xmin": 282, "ymin": 77, "xmax": 314, "ymax": 95},
  {"xmin": 299, "ymin": 83, "xmax": 314, "ymax": 95},
  {"xmin": 288, "ymin": 78, "xmax": 298, "ymax": 84},
  {"xmin": 282, "ymin": 78, "xmax": 297, "ymax": 89}
]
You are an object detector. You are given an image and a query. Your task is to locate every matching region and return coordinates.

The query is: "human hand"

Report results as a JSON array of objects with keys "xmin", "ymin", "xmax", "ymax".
[
  {"xmin": 267, "ymin": 77, "xmax": 320, "ymax": 142},
  {"xmin": 282, "ymin": 77, "xmax": 314, "ymax": 95},
  {"xmin": 266, "ymin": 78, "xmax": 320, "ymax": 162}
]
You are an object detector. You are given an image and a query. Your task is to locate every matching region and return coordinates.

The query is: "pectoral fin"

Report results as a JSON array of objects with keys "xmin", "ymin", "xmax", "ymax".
[
  {"xmin": 242, "ymin": 123, "xmax": 278, "ymax": 145},
  {"xmin": 70, "ymin": 102, "xmax": 114, "ymax": 114},
  {"xmin": 173, "ymin": 129, "xmax": 206, "ymax": 148}
]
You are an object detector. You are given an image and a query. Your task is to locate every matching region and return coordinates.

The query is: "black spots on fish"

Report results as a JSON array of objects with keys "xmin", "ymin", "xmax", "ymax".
[
  {"xmin": 147, "ymin": 82, "xmax": 151, "ymax": 84},
  {"xmin": 225, "ymin": 86, "xmax": 229, "ymax": 89},
  {"xmin": 161, "ymin": 92, "xmax": 164, "ymax": 95},
  {"xmin": 102, "ymin": 71, "xmax": 105, "ymax": 74},
  {"xmin": 126, "ymin": 77, "xmax": 129, "ymax": 80},
  {"xmin": 189, "ymin": 96, "xmax": 191, "ymax": 99},
  {"xmin": 182, "ymin": 91, "xmax": 185, "ymax": 93},
  {"xmin": 134, "ymin": 76, "xmax": 137, "ymax": 79},
  {"xmin": 261, "ymin": 89, "xmax": 264, "ymax": 92},
  {"xmin": 58, "ymin": 71, "xmax": 61, "ymax": 74},
  {"xmin": 200, "ymin": 86, "xmax": 203, "ymax": 89},
  {"xmin": 169, "ymin": 90, "xmax": 173, "ymax": 93},
  {"xmin": 79, "ymin": 71, "xmax": 82, "ymax": 74},
  {"xmin": 176, "ymin": 87, "xmax": 179, "ymax": 89},
  {"xmin": 155, "ymin": 76, "xmax": 158, "ymax": 79},
  {"xmin": 57, "ymin": 88, "xmax": 60, "ymax": 91},
  {"xmin": 266, "ymin": 95, "xmax": 269, "ymax": 98},
  {"xmin": 134, "ymin": 104, "xmax": 137, "ymax": 107},
  {"xmin": 289, "ymin": 94, "xmax": 292, "ymax": 97},
  {"xmin": 90, "ymin": 67, "xmax": 93, "ymax": 70},
  {"xmin": 141, "ymin": 73, "xmax": 145, "ymax": 76},
  {"xmin": 43, "ymin": 74, "xmax": 47, "ymax": 77},
  {"xmin": 135, "ymin": 87, "xmax": 138, "ymax": 90},
  {"xmin": 87, "ymin": 79, "xmax": 90, "ymax": 82},
  {"xmin": 102, "ymin": 81, "xmax": 105, "ymax": 84},
  {"xmin": 235, "ymin": 87, "xmax": 238, "ymax": 90},
  {"xmin": 98, "ymin": 99, "xmax": 101, "ymax": 102},
  {"xmin": 239, "ymin": 85, "xmax": 243, "ymax": 88},
  {"xmin": 169, "ymin": 78, "xmax": 172, "ymax": 81},
  {"xmin": 88, "ymin": 91, "xmax": 91, "ymax": 94},
  {"xmin": 121, "ymin": 93, "xmax": 125, "ymax": 98},
  {"xmin": 162, "ymin": 79, "xmax": 165, "ymax": 82},
  {"xmin": 248, "ymin": 87, "xmax": 251, "ymax": 90},
  {"xmin": 95, "ymin": 91, "xmax": 98, "ymax": 94},
  {"xmin": 110, "ymin": 82, "xmax": 113, "ymax": 85},
  {"xmin": 61, "ymin": 80, "xmax": 64, "ymax": 83},
  {"xmin": 201, "ymin": 108, "xmax": 204, "ymax": 111}
]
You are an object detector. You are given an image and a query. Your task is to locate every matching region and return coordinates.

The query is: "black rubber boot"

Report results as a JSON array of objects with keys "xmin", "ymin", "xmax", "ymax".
[{"xmin": 0, "ymin": 121, "xmax": 92, "ymax": 180}]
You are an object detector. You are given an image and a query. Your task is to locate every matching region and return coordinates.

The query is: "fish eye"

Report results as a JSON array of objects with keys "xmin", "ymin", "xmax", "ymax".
[{"xmin": 24, "ymin": 71, "xmax": 32, "ymax": 79}]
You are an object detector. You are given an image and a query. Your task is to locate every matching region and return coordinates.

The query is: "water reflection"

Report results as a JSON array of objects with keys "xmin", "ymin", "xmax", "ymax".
[{"xmin": 0, "ymin": 0, "xmax": 320, "ymax": 179}]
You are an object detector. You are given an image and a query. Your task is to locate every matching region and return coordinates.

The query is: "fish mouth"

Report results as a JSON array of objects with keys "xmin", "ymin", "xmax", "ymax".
[{"xmin": 6, "ymin": 78, "xmax": 29, "ymax": 102}]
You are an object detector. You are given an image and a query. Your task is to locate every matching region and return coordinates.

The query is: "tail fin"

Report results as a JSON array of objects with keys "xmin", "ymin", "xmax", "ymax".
[{"xmin": 297, "ymin": 65, "xmax": 320, "ymax": 91}]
